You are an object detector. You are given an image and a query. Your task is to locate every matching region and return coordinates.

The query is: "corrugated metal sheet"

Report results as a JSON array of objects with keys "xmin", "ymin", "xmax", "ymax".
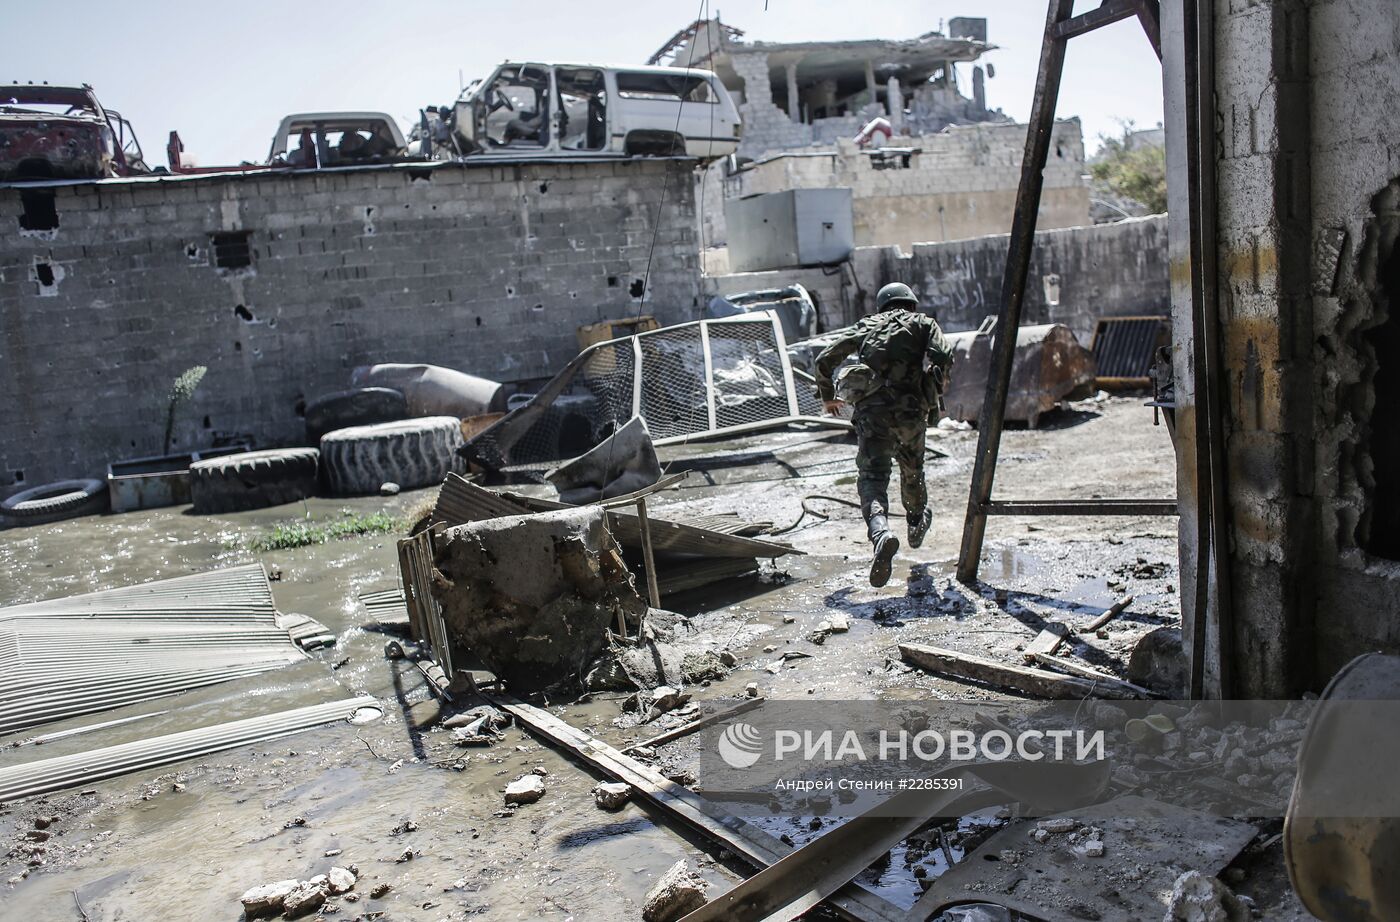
[
  {"xmin": 1090, "ymin": 315, "xmax": 1169, "ymax": 381},
  {"xmin": 0, "ymin": 695, "xmax": 376, "ymax": 802},
  {"xmin": 0, "ymin": 565, "xmax": 308, "ymax": 735}
]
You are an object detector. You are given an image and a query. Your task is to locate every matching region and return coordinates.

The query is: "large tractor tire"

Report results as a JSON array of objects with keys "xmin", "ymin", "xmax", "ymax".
[
  {"xmin": 1, "ymin": 479, "xmax": 108, "ymax": 526},
  {"xmin": 320, "ymin": 417, "xmax": 463, "ymax": 496},
  {"xmin": 190, "ymin": 448, "xmax": 320, "ymax": 513},
  {"xmin": 304, "ymin": 387, "xmax": 409, "ymax": 443}
]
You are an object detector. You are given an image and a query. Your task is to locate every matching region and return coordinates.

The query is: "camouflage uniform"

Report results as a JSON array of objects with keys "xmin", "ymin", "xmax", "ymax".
[{"xmin": 815, "ymin": 307, "xmax": 953, "ymax": 546}]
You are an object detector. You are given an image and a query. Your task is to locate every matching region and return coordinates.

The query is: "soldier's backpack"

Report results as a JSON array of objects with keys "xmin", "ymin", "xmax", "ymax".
[{"xmin": 856, "ymin": 311, "xmax": 953, "ymax": 407}]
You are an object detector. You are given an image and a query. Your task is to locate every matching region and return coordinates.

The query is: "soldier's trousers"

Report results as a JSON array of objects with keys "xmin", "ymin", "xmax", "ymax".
[{"xmin": 852, "ymin": 405, "xmax": 928, "ymax": 542}]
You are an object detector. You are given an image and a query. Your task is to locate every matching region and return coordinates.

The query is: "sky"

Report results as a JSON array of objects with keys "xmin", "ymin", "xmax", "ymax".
[{"xmin": 1, "ymin": 0, "xmax": 1164, "ymax": 167}]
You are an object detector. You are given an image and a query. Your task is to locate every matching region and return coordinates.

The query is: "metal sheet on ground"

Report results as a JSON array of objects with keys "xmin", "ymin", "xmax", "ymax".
[{"xmin": 912, "ymin": 795, "xmax": 1256, "ymax": 922}]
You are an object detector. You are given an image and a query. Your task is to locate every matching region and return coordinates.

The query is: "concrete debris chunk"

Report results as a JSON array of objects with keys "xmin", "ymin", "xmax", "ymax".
[
  {"xmin": 1164, "ymin": 870, "xmax": 1250, "ymax": 922},
  {"xmin": 649, "ymin": 686, "xmax": 690, "ymax": 715},
  {"xmin": 240, "ymin": 879, "xmax": 301, "ymax": 918},
  {"xmin": 504, "ymin": 774, "xmax": 547, "ymax": 806},
  {"xmin": 641, "ymin": 860, "xmax": 708, "ymax": 922},
  {"xmin": 327, "ymin": 867, "xmax": 356, "ymax": 894},
  {"xmin": 281, "ymin": 875, "xmax": 330, "ymax": 918},
  {"xmin": 593, "ymin": 782, "xmax": 632, "ymax": 810},
  {"xmin": 827, "ymin": 613, "xmax": 849, "ymax": 633},
  {"xmin": 432, "ymin": 507, "xmax": 647, "ymax": 692},
  {"xmin": 745, "ymin": 682, "xmax": 760, "ymax": 698}
]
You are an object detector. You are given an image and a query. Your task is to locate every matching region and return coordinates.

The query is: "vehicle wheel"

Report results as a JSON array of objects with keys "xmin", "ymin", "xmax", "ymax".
[
  {"xmin": 1, "ymin": 479, "xmax": 108, "ymax": 525},
  {"xmin": 304, "ymin": 387, "xmax": 408, "ymax": 443},
  {"xmin": 189, "ymin": 448, "xmax": 321, "ymax": 513},
  {"xmin": 320, "ymin": 417, "xmax": 464, "ymax": 496}
]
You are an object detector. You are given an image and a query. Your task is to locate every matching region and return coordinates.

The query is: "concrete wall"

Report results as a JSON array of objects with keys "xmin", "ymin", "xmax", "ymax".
[
  {"xmin": 711, "ymin": 120, "xmax": 1090, "ymax": 252},
  {"xmin": 1166, "ymin": 0, "xmax": 1400, "ymax": 696},
  {"xmin": 0, "ymin": 159, "xmax": 700, "ymax": 496},
  {"xmin": 849, "ymin": 215, "xmax": 1169, "ymax": 345}
]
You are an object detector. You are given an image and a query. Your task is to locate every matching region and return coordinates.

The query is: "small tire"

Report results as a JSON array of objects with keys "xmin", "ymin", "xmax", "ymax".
[
  {"xmin": 1, "ymin": 479, "xmax": 108, "ymax": 525},
  {"xmin": 190, "ymin": 448, "xmax": 320, "ymax": 513},
  {"xmin": 320, "ymin": 417, "xmax": 464, "ymax": 496}
]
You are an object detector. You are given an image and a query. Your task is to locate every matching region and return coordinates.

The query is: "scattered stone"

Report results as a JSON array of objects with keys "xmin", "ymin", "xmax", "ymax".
[
  {"xmin": 1164, "ymin": 870, "xmax": 1250, "ymax": 922},
  {"xmin": 531, "ymin": 766, "xmax": 548, "ymax": 777},
  {"xmin": 171, "ymin": 782, "xmax": 187, "ymax": 793},
  {"xmin": 718, "ymin": 651, "xmax": 737, "ymax": 667},
  {"xmin": 1037, "ymin": 817, "xmax": 1078, "ymax": 834},
  {"xmin": 282, "ymin": 876, "xmax": 330, "ymax": 918},
  {"xmin": 827, "ymin": 614, "xmax": 849, "ymax": 633},
  {"xmin": 32, "ymin": 816, "xmax": 56, "ymax": 830},
  {"xmin": 369, "ymin": 883, "xmax": 392, "ymax": 899},
  {"xmin": 1083, "ymin": 839, "xmax": 1106, "ymax": 858},
  {"xmin": 593, "ymin": 782, "xmax": 632, "ymax": 810},
  {"xmin": 268, "ymin": 564, "xmax": 283, "ymax": 581},
  {"xmin": 782, "ymin": 614, "xmax": 796, "ymax": 624},
  {"xmin": 283, "ymin": 816, "xmax": 307, "ymax": 830},
  {"xmin": 324, "ymin": 848, "xmax": 342, "ymax": 857},
  {"xmin": 650, "ymin": 686, "xmax": 689, "ymax": 714},
  {"xmin": 395, "ymin": 847, "xmax": 415, "ymax": 863},
  {"xmin": 745, "ymin": 682, "xmax": 760, "ymax": 698},
  {"xmin": 240, "ymin": 879, "xmax": 300, "ymax": 918},
  {"xmin": 328, "ymin": 867, "xmax": 356, "ymax": 895},
  {"xmin": 390, "ymin": 819, "xmax": 418, "ymax": 835},
  {"xmin": 504, "ymin": 774, "xmax": 547, "ymax": 806},
  {"xmin": 380, "ymin": 482, "xmax": 401, "ymax": 496},
  {"xmin": 664, "ymin": 769, "xmax": 698, "ymax": 787},
  {"xmin": 763, "ymin": 644, "xmax": 778, "ymax": 653},
  {"xmin": 641, "ymin": 860, "xmax": 708, "ymax": 922}
]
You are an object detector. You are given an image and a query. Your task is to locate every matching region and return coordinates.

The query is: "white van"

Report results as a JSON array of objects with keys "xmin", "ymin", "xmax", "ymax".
[{"xmin": 441, "ymin": 62, "xmax": 742, "ymax": 162}]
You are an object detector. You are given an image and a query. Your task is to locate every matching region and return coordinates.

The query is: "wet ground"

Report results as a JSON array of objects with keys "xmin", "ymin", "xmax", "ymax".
[{"xmin": 0, "ymin": 397, "xmax": 1313, "ymax": 920}]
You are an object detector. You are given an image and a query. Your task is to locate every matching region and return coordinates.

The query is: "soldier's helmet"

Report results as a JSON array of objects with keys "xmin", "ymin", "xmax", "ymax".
[{"xmin": 875, "ymin": 282, "xmax": 918, "ymax": 312}]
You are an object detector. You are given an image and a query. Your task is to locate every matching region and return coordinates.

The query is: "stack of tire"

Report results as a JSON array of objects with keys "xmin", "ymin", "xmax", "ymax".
[
  {"xmin": 319, "ymin": 417, "xmax": 465, "ymax": 496},
  {"xmin": 190, "ymin": 448, "xmax": 321, "ymax": 513}
]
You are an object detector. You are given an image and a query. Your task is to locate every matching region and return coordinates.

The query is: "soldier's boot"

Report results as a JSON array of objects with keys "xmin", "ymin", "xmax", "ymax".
[
  {"xmin": 907, "ymin": 508, "xmax": 932, "ymax": 549},
  {"xmin": 867, "ymin": 513, "xmax": 900, "ymax": 588}
]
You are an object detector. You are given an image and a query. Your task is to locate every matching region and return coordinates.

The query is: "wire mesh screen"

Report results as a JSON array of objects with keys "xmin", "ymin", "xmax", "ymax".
[{"xmin": 462, "ymin": 312, "xmax": 831, "ymax": 481}]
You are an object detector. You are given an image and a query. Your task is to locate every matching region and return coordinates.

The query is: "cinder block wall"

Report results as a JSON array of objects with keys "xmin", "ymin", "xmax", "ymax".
[
  {"xmin": 0, "ymin": 160, "xmax": 700, "ymax": 495},
  {"xmin": 849, "ymin": 215, "xmax": 1170, "ymax": 345},
  {"xmin": 709, "ymin": 119, "xmax": 1089, "ymax": 251}
]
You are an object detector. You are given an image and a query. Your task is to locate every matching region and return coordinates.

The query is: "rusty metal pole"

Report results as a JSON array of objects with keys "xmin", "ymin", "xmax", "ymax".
[{"xmin": 956, "ymin": 0, "xmax": 1076, "ymax": 584}]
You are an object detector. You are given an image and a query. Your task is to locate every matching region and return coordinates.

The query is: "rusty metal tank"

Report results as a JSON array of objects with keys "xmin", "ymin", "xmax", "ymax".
[{"xmin": 942, "ymin": 319, "xmax": 1097, "ymax": 428}]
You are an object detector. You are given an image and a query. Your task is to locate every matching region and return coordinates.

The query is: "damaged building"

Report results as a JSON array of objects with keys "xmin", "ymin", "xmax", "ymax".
[{"xmin": 660, "ymin": 17, "xmax": 1091, "ymax": 263}]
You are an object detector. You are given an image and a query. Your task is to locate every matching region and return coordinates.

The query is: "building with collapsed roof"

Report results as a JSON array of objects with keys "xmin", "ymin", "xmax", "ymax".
[{"xmin": 657, "ymin": 18, "xmax": 1092, "ymax": 261}]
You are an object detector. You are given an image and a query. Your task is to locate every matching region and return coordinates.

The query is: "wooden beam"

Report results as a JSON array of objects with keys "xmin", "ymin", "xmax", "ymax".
[
  {"xmin": 899, "ymin": 642, "xmax": 1145, "ymax": 700},
  {"xmin": 1032, "ymin": 653, "xmax": 1155, "ymax": 698},
  {"xmin": 623, "ymin": 697, "xmax": 764, "ymax": 753},
  {"xmin": 484, "ymin": 693, "xmax": 907, "ymax": 922}
]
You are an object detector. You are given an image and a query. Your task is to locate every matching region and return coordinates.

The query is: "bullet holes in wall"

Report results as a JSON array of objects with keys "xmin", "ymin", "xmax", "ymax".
[
  {"xmin": 28, "ymin": 258, "xmax": 63, "ymax": 296},
  {"xmin": 234, "ymin": 304, "xmax": 255, "ymax": 322},
  {"xmin": 629, "ymin": 279, "xmax": 645, "ymax": 298},
  {"xmin": 607, "ymin": 276, "xmax": 619, "ymax": 288},
  {"xmin": 209, "ymin": 230, "xmax": 253, "ymax": 270}
]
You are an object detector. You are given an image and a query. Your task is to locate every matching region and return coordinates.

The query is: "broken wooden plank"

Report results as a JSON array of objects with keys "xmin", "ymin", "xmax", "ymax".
[
  {"xmin": 899, "ymin": 642, "xmax": 1145, "ymax": 700},
  {"xmin": 484, "ymin": 692, "xmax": 906, "ymax": 922},
  {"xmin": 1031, "ymin": 652, "xmax": 1155, "ymax": 697},
  {"xmin": 636, "ymin": 496, "xmax": 661, "ymax": 611},
  {"xmin": 1085, "ymin": 594, "xmax": 1134, "ymax": 632},
  {"xmin": 623, "ymin": 697, "xmax": 765, "ymax": 753},
  {"xmin": 1020, "ymin": 596, "xmax": 1133, "ymax": 663},
  {"xmin": 1022, "ymin": 622, "xmax": 1071, "ymax": 662}
]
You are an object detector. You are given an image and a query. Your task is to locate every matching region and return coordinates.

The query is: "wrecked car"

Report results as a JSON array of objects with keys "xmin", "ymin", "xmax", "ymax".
[
  {"xmin": 267, "ymin": 112, "xmax": 413, "ymax": 168},
  {"xmin": 0, "ymin": 84, "xmax": 150, "ymax": 181},
  {"xmin": 429, "ymin": 62, "xmax": 741, "ymax": 161},
  {"xmin": 706, "ymin": 283, "xmax": 819, "ymax": 343}
]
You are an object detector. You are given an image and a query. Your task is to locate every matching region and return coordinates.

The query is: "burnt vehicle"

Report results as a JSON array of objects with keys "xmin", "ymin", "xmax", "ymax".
[{"xmin": 0, "ymin": 84, "xmax": 150, "ymax": 181}]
